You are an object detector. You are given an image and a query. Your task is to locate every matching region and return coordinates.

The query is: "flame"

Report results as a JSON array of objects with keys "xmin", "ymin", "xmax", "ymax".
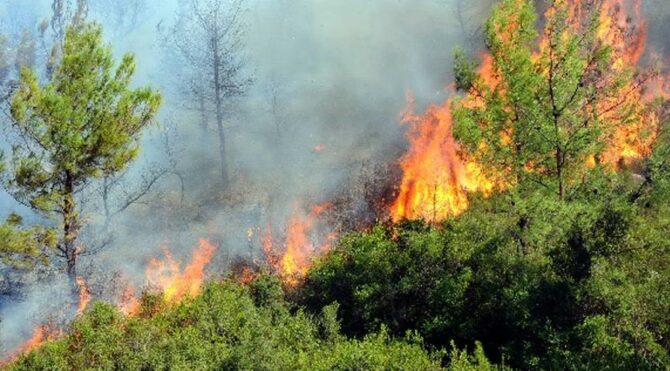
[
  {"xmin": 75, "ymin": 276, "xmax": 91, "ymax": 314},
  {"xmin": 118, "ymin": 283, "xmax": 140, "ymax": 316},
  {"xmin": 146, "ymin": 239, "xmax": 217, "ymax": 304},
  {"xmin": 263, "ymin": 203, "xmax": 335, "ymax": 285},
  {"xmin": 390, "ymin": 92, "xmax": 494, "ymax": 222},
  {"xmin": 561, "ymin": 0, "xmax": 657, "ymax": 166},
  {"xmin": 313, "ymin": 144, "xmax": 326, "ymax": 153},
  {"xmin": 1, "ymin": 325, "xmax": 59, "ymax": 366},
  {"xmin": 237, "ymin": 266, "xmax": 257, "ymax": 285},
  {"xmin": 391, "ymin": 0, "xmax": 664, "ymax": 222},
  {"xmin": 581, "ymin": 0, "xmax": 657, "ymax": 167}
]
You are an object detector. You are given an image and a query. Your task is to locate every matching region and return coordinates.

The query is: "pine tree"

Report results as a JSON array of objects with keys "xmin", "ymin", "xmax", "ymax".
[
  {"xmin": 4, "ymin": 23, "xmax": 161, "ymax": 280},
  {"xmin": 452, "ymin": 0, "xmax": 653, "ymax": 200}
]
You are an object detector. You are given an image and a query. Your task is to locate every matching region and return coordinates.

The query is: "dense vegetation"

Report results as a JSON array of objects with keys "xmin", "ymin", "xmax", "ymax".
[
  {"xmin": 7, "ymin": 276, "xmax": 494, "ymax": 370},
  {"xmin": 3, "ymin": 0, "xmax": 670, "ymax": 369},
  {"xmin": 300, "ymin": 0, "xmax": 670, "ymax": 368},
  {"xmin": 301, "ymin": 185, "xmax": 670, "ymax": 369}
]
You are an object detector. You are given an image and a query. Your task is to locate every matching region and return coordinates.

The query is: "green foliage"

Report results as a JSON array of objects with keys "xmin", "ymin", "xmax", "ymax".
[
  {"xmin": 447, "ymin": 341, "xmax": 499, "ymax": 371},
  {"xmin": 6, "ymin": 23, "xmax": 161, "ymax": 214},
  {"xmin": 300, "ymin": 188, "xmax": 670, "ymax": 369},
  {"xmin": 0, "ymin": 213, "xmax": 56, "ymax": 269},
  {"xmin": 7, "ymin": 280, "xmax": 445, "ymax": 370},
  {"xmin": 453, "ymin": 48, "xmax": 477, "ymax": 92}
]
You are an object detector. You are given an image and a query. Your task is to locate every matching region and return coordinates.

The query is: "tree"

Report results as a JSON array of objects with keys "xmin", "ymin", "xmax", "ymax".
[
  {"xmin": 452, "ymin": 0, "xmax": 655, "ymax": 200},
  {"xmin": 166, "ymin": 0, "xmax": 251, "ymax": 191},
  {"xmin": 3, "ymin": 23, "xmax": 161, "ymax": 281}
]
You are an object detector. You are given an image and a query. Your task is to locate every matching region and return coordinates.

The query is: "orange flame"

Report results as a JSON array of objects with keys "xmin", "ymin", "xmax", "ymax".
[
  {"xmin": 391, "ymin": 0, "xmax": 663, "ymax": 222},
  {"xmin": 567, "ymin": 0, "xmax": 657, "ymax": 167},
  {"xmin": 118, "ymin": 283, "xmax": 140, "ymax": 316},
  {"xmin": 1, "ymin": 325, "xmax": 59, "ymax": 366},
  {"xmin": 75, "ymin": 276, "xmax": 91, "ymax": 314},
  {"xmin": 146, "ymin": 239, "xmax": 217, "ymax": 304},
  {"xmin": 390, "ymin": 92, "xmax": 494, "ymax": 222},
  {"xmin": 263, "ymin": 203, "xmax": 335, "ymax": 285}
]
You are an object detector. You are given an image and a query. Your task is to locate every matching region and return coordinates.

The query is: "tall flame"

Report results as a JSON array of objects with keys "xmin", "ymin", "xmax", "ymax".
[
  {"xmin": 594, "ymin": 0, "xmax": 658, "ymax": 167},
  {"xmin": 390, "ymin": 93, "xmax": 494, "ymax": 222},
  {"xmin": 118, "ymin": 283, "xmax": 140, "ymax": 316}
]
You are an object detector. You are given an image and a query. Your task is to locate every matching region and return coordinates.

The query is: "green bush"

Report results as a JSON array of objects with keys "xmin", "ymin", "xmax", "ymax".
[{"xmin": 8, "ymin": 277, "xmax": 451, "ymax": 370}]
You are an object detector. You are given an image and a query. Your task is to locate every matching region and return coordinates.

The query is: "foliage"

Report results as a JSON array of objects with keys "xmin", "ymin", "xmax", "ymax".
[
  {"xmin": 452, "ymin": 0, "xmax": 650, "ymax": 200},
  {"xmin": 300, "ymin": 184, "xmax": 670, "ymax": 369},
  {"xmin": 8, "ymin": 278, "xmax": 450, "ymax": 370},
  {"xmin": 3, "ymin": 23, "xmax": 161, "ymax": 276},
  {"xmin": 0, "ymin": 213, "xmax": 56, "ymax": 269}
]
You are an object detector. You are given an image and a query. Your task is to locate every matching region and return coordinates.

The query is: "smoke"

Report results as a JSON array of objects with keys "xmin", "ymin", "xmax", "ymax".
[
  {"xmin": 0, "ymin": 0, "xmax": 495, "ymax": 354},
  {"xmin": 79, "ymin": 0, "xmax": 495, "ymax": 268}
]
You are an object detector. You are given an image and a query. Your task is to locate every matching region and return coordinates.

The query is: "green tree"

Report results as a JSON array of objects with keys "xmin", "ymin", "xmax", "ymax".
[
  {"xmin": 0, "ymin": 213, "xmax": 56, "ymax": 270},
  {"xmin": 3, "ymin": 23, "xmax": 161, "ymax": 280},
  {"xmin": 452, "ymin": 0, "xmax": 650, "ymax": 200}
]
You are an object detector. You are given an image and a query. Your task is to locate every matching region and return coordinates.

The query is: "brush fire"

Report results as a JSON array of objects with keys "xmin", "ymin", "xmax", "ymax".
[{"xmin": 1, "ymin": 0, "xmax": 668, "ymax": 364}]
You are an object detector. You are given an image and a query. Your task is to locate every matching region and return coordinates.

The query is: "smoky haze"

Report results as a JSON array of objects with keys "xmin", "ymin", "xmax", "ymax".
[{"xmin": 0, "ymin": 0, "xmax": 497, "ymax": 354}]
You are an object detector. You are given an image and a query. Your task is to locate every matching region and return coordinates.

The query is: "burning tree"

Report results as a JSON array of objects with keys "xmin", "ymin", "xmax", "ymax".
[
  {"xmin": 2, "ymin": 24, "xmax": 161, "ymax": 281},
  {"xmin": 390, "ymin": 0, "xmax": 663, "ymax": 222},
  {"xmin": 452, "ymin": 0, "xmax": 658, "ymax": 200}
]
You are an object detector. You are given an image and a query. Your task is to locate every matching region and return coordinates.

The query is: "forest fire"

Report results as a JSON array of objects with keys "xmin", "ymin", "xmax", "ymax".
[
  {"xmin": 574, "ymin": 0, "xmax": 659, "ymax": 167},
  {"xmin": 145, "ymin": 239, "xmax": 217, "ymax": 304},
  {"xmin": 390, "ymin": 0, "xmax": 663, "ymax": 222},
  {"xmin": 262, "ymin": 203, "xmax": 335, "ymax": 285},
  {"xmin": 117, "ymin": 239, "xmax": 217, "ymax": 315},
  {"xmin": 390, "ymin": 93, "xmax": 494, "ymax": 222},
  {"xmin": 118, "ymin": 283, "xmax": 141, "ymax": 316}
]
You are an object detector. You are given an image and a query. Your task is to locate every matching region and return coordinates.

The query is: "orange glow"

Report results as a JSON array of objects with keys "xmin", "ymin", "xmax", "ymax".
[
  {"xmin": 237, "ymin": 266, "xmax": 257, "ymax": 285},
  {"xmin": 75, "ymin": 276, "xmax": 91, "ymax": 314},
  {"xmin": 588, "ymin": 0, "xmax": 657, "ymax": 166},
  {"xmin": 1, "ymin": 325, "xmax": 58, "ymax": 366},
  {"xmin": 390, "ymin": 92, "xmax": 494, "ymax": 222},
  {"xmin": 391, "ymin": 0, "xmax": 663, "ymax": 222},
  {"xmin": 313, "ymin": 144, "xmax": 326, "ymax": 153},
  {"xmin": 119, "ymin": 283, "xmax": 140, "ymax": 316},
  {"xmin": 146, "ymin": 239, "xmax": 217, "ymax": 304},
  {"xmin": 537, "ymin": 0, "xmax": 657, "ymax": 167},
  {"xmin": 263, "ymin": 203, "xmax": 335, "ymax": 286}
]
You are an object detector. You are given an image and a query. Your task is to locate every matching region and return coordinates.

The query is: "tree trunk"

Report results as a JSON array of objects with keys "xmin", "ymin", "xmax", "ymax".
[
  {"xmin": 212, "ymin": 39, "xmax": 229, "ymax": 190},
  {"xmin": 198, "ymin": 94, "xmax": 208, "ymax": 140},
  {"xmin": 61, "ymin": 173, "xmax": 80, "ymax": 308},
  {"xmin": 62, "ymin": 173, "xmax": 79, "ymax": 284},
  {"xmin": 556, "ymin": 147, "xmax": 564, "ymax": 200}
]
